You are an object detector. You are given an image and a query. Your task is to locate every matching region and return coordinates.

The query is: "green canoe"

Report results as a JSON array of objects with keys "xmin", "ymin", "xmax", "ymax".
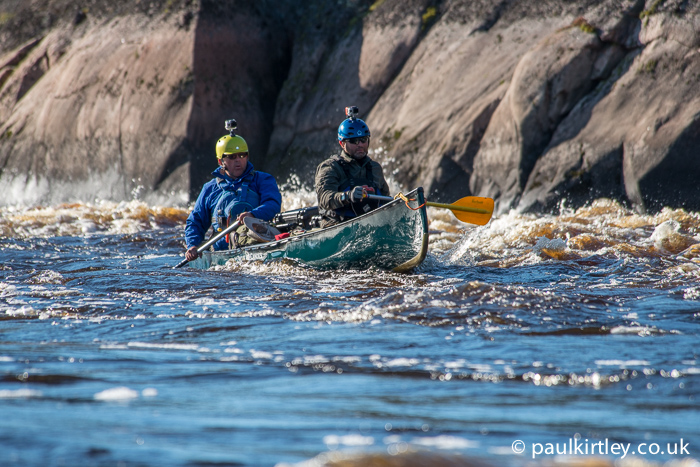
[{"xmin": 187, "ymin": 187, "xmax": 429, "ymax": 272}]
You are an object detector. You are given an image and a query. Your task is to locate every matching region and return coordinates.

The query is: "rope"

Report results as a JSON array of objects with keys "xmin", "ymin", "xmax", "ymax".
[{"xmin": 395, "ymin": 192, "xmax": 426, "ymax": 211}]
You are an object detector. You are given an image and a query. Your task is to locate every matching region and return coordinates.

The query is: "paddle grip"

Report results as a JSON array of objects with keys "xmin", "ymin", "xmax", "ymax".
[{"xmin": 174, "ymin": 220, "xmax": 242, "ymax": 269}]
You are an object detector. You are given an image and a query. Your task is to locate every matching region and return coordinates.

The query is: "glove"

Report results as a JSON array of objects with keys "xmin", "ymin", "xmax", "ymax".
[{"xmin": 348, "ymin": 186, "xmax": 365, "ymax": 203}]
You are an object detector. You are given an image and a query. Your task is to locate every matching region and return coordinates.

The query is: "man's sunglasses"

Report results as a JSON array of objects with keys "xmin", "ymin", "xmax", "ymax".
[
  {"xmin": 223, "ymin": 152, "xmax": 248, "ymax": 159},
  {"xmin": 345, "ymin": 136, "xmax": 369, "ymax": 145}
]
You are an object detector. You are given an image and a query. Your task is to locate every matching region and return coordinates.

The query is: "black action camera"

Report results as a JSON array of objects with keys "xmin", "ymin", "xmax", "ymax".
[
  {"xmin": 225, "ymin": 119, "xmax": 237, "ymax": 136},
  {"xmin": 345, "ymin": 106, "xmax": 359, "ymax": 119}
]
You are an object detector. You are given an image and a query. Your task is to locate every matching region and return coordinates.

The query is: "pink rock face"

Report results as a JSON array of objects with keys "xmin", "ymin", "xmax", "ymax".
[
  {"xmin": 1, "ymin": 0, "xmax": 699, "ymax": 213},
  {"xmin": 0, "ymin": 1, "xmax": 290, "ymax": 204},
  {"xmin": 0, "ymin": 12, "xmax": 199, "ymax": 203}
]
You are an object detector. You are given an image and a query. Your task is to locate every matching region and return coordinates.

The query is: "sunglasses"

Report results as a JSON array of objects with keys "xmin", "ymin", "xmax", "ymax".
[
  {"xmin": 223, "ymin": 152, "xmax": 248, "ymax": 159},
  {"xmin": 345, "ymin": 136, "xmax": 369, "ymax": 145}
]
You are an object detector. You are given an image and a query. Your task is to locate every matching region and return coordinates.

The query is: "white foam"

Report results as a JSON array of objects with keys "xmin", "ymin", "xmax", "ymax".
[
  {"xmin": 34, "ymin": 270, "xmax": 64, "ymax": 284},
  {"xmin": 532, "ymin": 235, "xmax": 567, "ymax": 253},
  {"xmin": 94, "ymin": 386, "xmax": 140, "ymax": 401},
  {"xmin": 0, "ymin": 170, "xmax": 189, "ymax": 208},
  {"xmin": 127, "ymin": 342, "xmax": 200, "ymax": 351},
  {"xmin": 610, "ymin": 326, "xmax": 656, "ymax": 336},
  {"xmin": 0, "ymin": 283, "xmax": 18, "ymax": 297},
  {"xmin": 684, "ymin": 287, "xmax": 700, "ymax": 300},
  {"xmin": 323, "ymin": 434, "xmax": 375, "ymax": 447},
  {"xmin": 3, "ymin": 305, "xmax": 37, "ymax": 317},
  {"xmin": 651, "ymin": 219, "xmax": 680, "ymax": 247},
  {"xmin": 332, "ymin": 356, "xmax": 361, "ymax": 363},
  {"xmin": 383, "ymin": 358, "xmax": 419, "ymax": 367},
  {"xmin": 411, "ymin": 435, "xmax": 477, "ymax": 450},
  {"xmin": 595, "ymin": 359, "xmax": 651, "ymax": 367},
  {"xmin": 250, "ymin": 350, "xmax": 274, "ymax": 359},
  {"xmin": 0, "ymin": 389, "xmax": 42, "ymax": 399},
  {"xmin": 141, "ymin": 388, "xmax": 158, "ymax": 397},
  {"xmin": 444, "ymin": 360, "xmax": 467, "ymax": 369}
]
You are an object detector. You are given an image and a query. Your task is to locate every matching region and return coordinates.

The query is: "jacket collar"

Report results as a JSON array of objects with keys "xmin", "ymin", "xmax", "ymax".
[
  {"xmin": 212, "ymin": 162, "xmax": 255, "ymax": 183},
  {"xmin": 339, "ymin": 151, "xmax": 370, "ymax": 166}
]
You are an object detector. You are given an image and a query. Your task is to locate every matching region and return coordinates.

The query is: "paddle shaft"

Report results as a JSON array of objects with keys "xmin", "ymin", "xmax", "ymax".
[
  {"xmin": 174, "ymin": 220, "xmax": 242, "ymax": 269},
  {"xmin": 366, "ymin": 194, "xmax": 489, "ymax": 215}
]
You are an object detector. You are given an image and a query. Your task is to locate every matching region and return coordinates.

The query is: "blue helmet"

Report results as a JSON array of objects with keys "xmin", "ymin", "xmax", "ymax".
[{"xmin": 337, "ymin": 106, "xmax": 371, "ymax": 141}]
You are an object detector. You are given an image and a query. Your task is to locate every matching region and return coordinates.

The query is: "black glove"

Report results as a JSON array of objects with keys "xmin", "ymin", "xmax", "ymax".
[{"xmin": 348, "ymin": 186, "xmax": 365, "ymax": 203}]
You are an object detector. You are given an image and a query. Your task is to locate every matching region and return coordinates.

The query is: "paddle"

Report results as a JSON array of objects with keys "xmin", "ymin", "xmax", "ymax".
[
  {"xmin": 367, "ymin": 194, "xmax": 494, "ymax": 225},
  {"xmin": 174, "ymin": 220, "xmax": 242, "ymax": 269}
]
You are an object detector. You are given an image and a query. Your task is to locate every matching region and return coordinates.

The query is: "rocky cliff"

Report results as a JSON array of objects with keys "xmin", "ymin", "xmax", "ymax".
[{"xmin": 1, "ymin": 0, "xmax": 698, "ymax": 214}]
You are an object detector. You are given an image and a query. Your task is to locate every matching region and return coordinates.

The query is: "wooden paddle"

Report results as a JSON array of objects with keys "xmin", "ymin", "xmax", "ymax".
[
  {"xmin": 174, "ymin": 220, "xmax": 242, "ymax": 269},
  {"xmin": 367, "ymin": 194, "xmax": 494, "ymax": 225}
]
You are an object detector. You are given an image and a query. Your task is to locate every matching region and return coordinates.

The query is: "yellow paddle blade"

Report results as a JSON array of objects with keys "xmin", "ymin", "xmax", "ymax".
[{"xmin": 426, "ymin": 196, "xmax": 494, "ymax": 225}]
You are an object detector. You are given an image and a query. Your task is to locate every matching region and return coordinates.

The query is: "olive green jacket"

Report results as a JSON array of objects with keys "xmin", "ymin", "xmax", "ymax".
[{"xmin": 314, "ymin": 152, "xmax": 390, "ymax": 212}]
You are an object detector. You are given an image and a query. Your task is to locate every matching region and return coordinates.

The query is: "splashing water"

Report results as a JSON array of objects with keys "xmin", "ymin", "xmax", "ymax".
[{"xmin": 0, "ymin": 190, "xmax": 698, "ymax": 467}]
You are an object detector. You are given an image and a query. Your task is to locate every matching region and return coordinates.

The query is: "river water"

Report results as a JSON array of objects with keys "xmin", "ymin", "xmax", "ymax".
[{"xmin": 1, "ymin": 189, "xmax": 699, "ymax": 467}]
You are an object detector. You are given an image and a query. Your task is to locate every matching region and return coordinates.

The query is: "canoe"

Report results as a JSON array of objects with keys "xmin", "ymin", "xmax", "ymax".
[{"xmin": 187, "ymin": 187, "xmax": 429, "ymax": 272}]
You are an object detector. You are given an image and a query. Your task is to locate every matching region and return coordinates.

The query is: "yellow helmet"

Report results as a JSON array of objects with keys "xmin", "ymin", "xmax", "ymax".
[{"xmin": 216, "ymin": 135, "xmax": 249, "ymax": 159}]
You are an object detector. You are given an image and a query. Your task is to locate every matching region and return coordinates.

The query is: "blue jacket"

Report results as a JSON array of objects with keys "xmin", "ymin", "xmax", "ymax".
[{"xmin": 185, "ymin": 163, "xmax": 282, "ymax": 250}]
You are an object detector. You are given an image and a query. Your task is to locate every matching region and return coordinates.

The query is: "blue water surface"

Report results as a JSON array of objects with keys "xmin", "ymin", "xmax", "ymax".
[{"xmin": 1, "ymin": 226, "xmax": 698, "ymax": 467}]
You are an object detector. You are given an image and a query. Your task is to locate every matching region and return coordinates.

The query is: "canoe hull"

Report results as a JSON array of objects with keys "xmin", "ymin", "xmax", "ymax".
[{"xmin": 188, "ymin": 187, "xmax": 429, "ymax": 272}]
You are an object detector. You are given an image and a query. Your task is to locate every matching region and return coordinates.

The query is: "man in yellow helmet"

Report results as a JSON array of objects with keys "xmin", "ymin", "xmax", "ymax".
[{"xmin": 184, "ymin": 123, "xmax": 281, "ymax": 260}]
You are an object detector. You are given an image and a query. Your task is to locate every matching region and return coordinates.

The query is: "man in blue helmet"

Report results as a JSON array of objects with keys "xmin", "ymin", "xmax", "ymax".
[
  {"xmin": 314, "ymin": 106, "xmax": 390, "ymax": 228},
  {"xmin": 184, "ymin": 121, "xmax": 282, "ymax": 261}
]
